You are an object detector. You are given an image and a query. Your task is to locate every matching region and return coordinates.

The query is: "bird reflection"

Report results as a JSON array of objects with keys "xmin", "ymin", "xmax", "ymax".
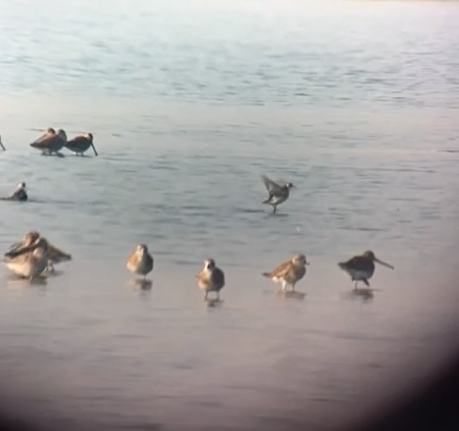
[{"xmin": 276, "ymin": 290, "xmax": 306, "ymax": 300}]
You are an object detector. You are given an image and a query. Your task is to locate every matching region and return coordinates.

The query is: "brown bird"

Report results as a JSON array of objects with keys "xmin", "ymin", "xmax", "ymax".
[
  {"xmin": 126, "ymin": 244, "xmax": 154, "ymax": 280},
  {"xmin": 338, "ymin": 250, "xmax": 394, "ymax": 289},
  {"xmin": 261, "ymin": 175, "xmax": 295, "ymax": 213},
  {"xmin": 30, "ymin": 128, "xmax": 67, "ymax": 156},
  {"xmin": 196, "ymin": 258, "xmax": 225, "ymax": 301},
  {"xmin": 262, "ymin": 254, "xmax": 309, "ymax": 292},
  {"xmin": 6, "ymin": 231, "xmax": 72, "ymax": 273},
  {"xmin": 65, "ymin": 133, "xmax": 98, "ymax": 156},
  {"xmin": 3, "ymin": 237, "xmax": 49, "ymax": 280}
]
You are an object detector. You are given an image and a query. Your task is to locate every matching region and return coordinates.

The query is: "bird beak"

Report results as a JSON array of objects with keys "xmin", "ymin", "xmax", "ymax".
[
  {"xmin": 91, "ymin": 142, "xmax": 98, "ymax": 156},
  {"xmin": 374, "ymin": 257, "xmax": 394, "ymax": 270}
]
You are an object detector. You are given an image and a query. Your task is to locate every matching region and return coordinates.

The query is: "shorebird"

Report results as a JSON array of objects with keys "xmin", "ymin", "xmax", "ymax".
[
  {"xmin": 0, "ymin": 182, "xmax": 28, "ymax": 202},
  {"xmin": 0, "ymin": 134, "xmax": 5, "ymax": 150},
  {"xmin": 126, "ymin": 244, "xmax": 154, "ymax": 280},
  {"xmin": 196, "ymin": 258, "xmax": 225, "ymax": 301},
  {"xmin": 338, "ymin": 250, "xmax": 394, "ymax": 289},
  {"xmin": 3, "ymin": 237, "xmax": 49, "ymax": 281},
  {"xmin": 65, "ymin": 133, "xmax": 98, "ymax": 156},
  {"xmin": 30, "ymin": 128, "xmax": 67, "ymax": 156},
  {"xmin": 262, "ymin": 254, "xmax": 309, "ymax": 292},
  {"xmin": 6, "ymin": 231, "xmax": 72, "ymax": 273},
  {"xmin": 261, "ymin": 175, "xmax": 295, "ymax": 213}
]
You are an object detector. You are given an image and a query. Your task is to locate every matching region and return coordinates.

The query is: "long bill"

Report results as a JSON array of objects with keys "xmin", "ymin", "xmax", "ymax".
[
  {"xmin": 91, "ymin": 142, "xmax": 98, "ymax": 156},
  {"xmin": 374, "ymin": 257, "xmax": 394, "ymax": 270}
]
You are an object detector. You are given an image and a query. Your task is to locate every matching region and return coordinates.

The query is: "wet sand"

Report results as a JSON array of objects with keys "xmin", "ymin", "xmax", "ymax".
[{"xmin": 1, "ymin": 260, "xmax": 458, "ymax": 431}]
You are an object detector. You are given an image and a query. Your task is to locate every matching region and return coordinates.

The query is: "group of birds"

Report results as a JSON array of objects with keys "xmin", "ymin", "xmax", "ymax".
[
  {"xmin": 2, "ymin": 229, "xmax": 394, "ymax": 302},
  {"xmin": 0, "ymin": 128, "xmax": 98, "ymax": 156},
  {"xmin": 1, "ymin": 130, "xmax": 395, "ymax": 301}
]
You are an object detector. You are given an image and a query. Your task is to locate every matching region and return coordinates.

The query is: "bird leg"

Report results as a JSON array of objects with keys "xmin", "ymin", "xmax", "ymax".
[
  {"xmin": 282, "ymin": 281, "xmax": 287, "ymax": 292},
  {"xmin": 273, "ymin": 205, "xmax": 277, "ymax": 214},
  {"xmin": 291, "ymin": 283, "xmax": 296, "ymax": 292},
  {"xmin": 216, "ymin": 291, "xmax": 220, "ymax": 301},
  {"xmin": 204, "ymin": 291, "xmax": 208, "ymax": 301}
]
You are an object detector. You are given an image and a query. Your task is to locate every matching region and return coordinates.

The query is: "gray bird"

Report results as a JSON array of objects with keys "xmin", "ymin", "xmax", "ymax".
[{"xmin": 261, "ymin": 175, "xmax": 295, "ymax": 213}]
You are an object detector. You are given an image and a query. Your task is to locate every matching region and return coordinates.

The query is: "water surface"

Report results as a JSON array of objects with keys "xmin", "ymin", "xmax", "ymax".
[{"xmin": 1, "ymin": 1, "xmax": 459, "ymax": 430}]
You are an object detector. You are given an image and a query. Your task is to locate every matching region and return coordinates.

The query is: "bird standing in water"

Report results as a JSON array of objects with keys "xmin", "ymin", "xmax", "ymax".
[
  {"xmin": 196, "ymin": 258, "xmax": 225, "ymax": 301},
  {"xmin": 30, "ymin": 128, "xmax": 67, "ymax": 156},
  {"xmin": 262, "ymin": 254, "xmax": 309, "ymax": 292},
  {"xmin": 5, "ymin": 231, "xmax": 72, "ymax": 274},
  {"xmin": 3, "ymin": 237, "xmax": 50, "ymax": 281},
  {"xmin": 261, "ymin": 175, "xmax": 295, "ymax": 214},
  {"xmin": 65, "ymin": 133, "xmax": 98, "ymax": 156},
  {"xmin": 126, "ymin": 244, "xmax": 154, "ymax": 280},
  {"xmin": 338, "ymin": 250, "xmax": 394, "ymax": 289}
]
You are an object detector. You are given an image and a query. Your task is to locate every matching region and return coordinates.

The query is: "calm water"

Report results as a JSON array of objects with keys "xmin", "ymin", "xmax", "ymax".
[{"xmin": 1, "ymin": 1, "xmax": 459, "ymax": 430}]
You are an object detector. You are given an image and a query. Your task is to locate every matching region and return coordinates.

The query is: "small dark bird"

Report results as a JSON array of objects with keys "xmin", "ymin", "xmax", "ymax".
[
  {"xmin": 196, "ymin": 258, "xmax": 225, "ymax": 301},
  {"xmin": 338, "ymin": 250, "xmax": 394, "ymax": 289},
  {"xmin": 261, "ymin": 175, "xmax": 295, "ymax": 213},
  {"xmin": 0, "ymin": 182, "xmax": 28, "ymax": 202},
  {"xmin": 65, "ymin": 133, "xmax": 98, "ymax": 156}
]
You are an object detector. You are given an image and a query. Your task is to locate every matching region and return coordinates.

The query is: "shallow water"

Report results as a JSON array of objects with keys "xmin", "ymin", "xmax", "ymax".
[{"xmin": 1, "ymin": 1, "xmax": 459, "ymax": 430}]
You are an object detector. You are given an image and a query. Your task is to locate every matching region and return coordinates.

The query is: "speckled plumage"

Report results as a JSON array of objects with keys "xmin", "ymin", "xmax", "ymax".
[
  {"xmin": 262, "ymin": 254, "xmax": 309, "ymax": 292},
  {"xmin": 196, "ymin": 258, "xmax": 225, "ymax": 300},
  {"xmin": 126, "ymin": 244, "xmax": 154, "ymax": 279}
]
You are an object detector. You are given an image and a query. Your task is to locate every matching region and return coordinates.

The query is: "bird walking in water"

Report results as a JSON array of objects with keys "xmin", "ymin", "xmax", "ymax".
[
  {"xmin": 262, "ymin": 254, "xmax": 309, "ymax": 292},
  {"xmin": 126, "ymin": 244, "xmax": 154, "ymax": 280},
  {"xmin": 196, "ymin": 258, "xmax": 225, "ymax": 301},
  {"xmin": 0, "ymin": 135, "xmax": 5, "ymax": 151},
  {"xmin": 65, "ymin": 133, "xmax": 98, "ymax": 156},
  {"xmin": 338, "ymin": 250, "xmax": 394, "ymax": 290},
  {"xmin": 5, "ymin": 231, "xmax": 72, "ymax": 274},
  {"xmin": 30, "ymin": 128, "xmax": 67, "ymax": 156},
  {"xmin": 261, "ymin": 175, "xmax": 295, "ymax": 214},
  {"xmin": 3, "ymin": 237, "xmax": 50, "ymax": 281},
  {"xmin": 0, "ymin": 182, "xmax": 28, "ymax": 202}
]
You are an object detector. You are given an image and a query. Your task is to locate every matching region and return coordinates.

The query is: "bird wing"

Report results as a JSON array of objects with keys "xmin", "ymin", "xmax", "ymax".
[
  {"xmin": 4, "ymin": 243, "xmax": 35, "ymax": 259},
  {"xmin": 47, "ymin": 243, "xmax": 72, "ymax": 262},
  {"xmin": 267, "ymin": 260, "xmax": 292, "ymax": 278},
  {"xmin": 211, "ymin": 267, "xmax": 225, "ymax": 288},
  {"xmin": 65, "ymin": 135, "xmax": 90, "ymax": 149},
  {"xmin": 261, "ymin": 175, "xmax": 284, "ymax": 194},
  {"xmin": 31, "ymin": 132, "xmax": 61, "ymax": 149}
]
